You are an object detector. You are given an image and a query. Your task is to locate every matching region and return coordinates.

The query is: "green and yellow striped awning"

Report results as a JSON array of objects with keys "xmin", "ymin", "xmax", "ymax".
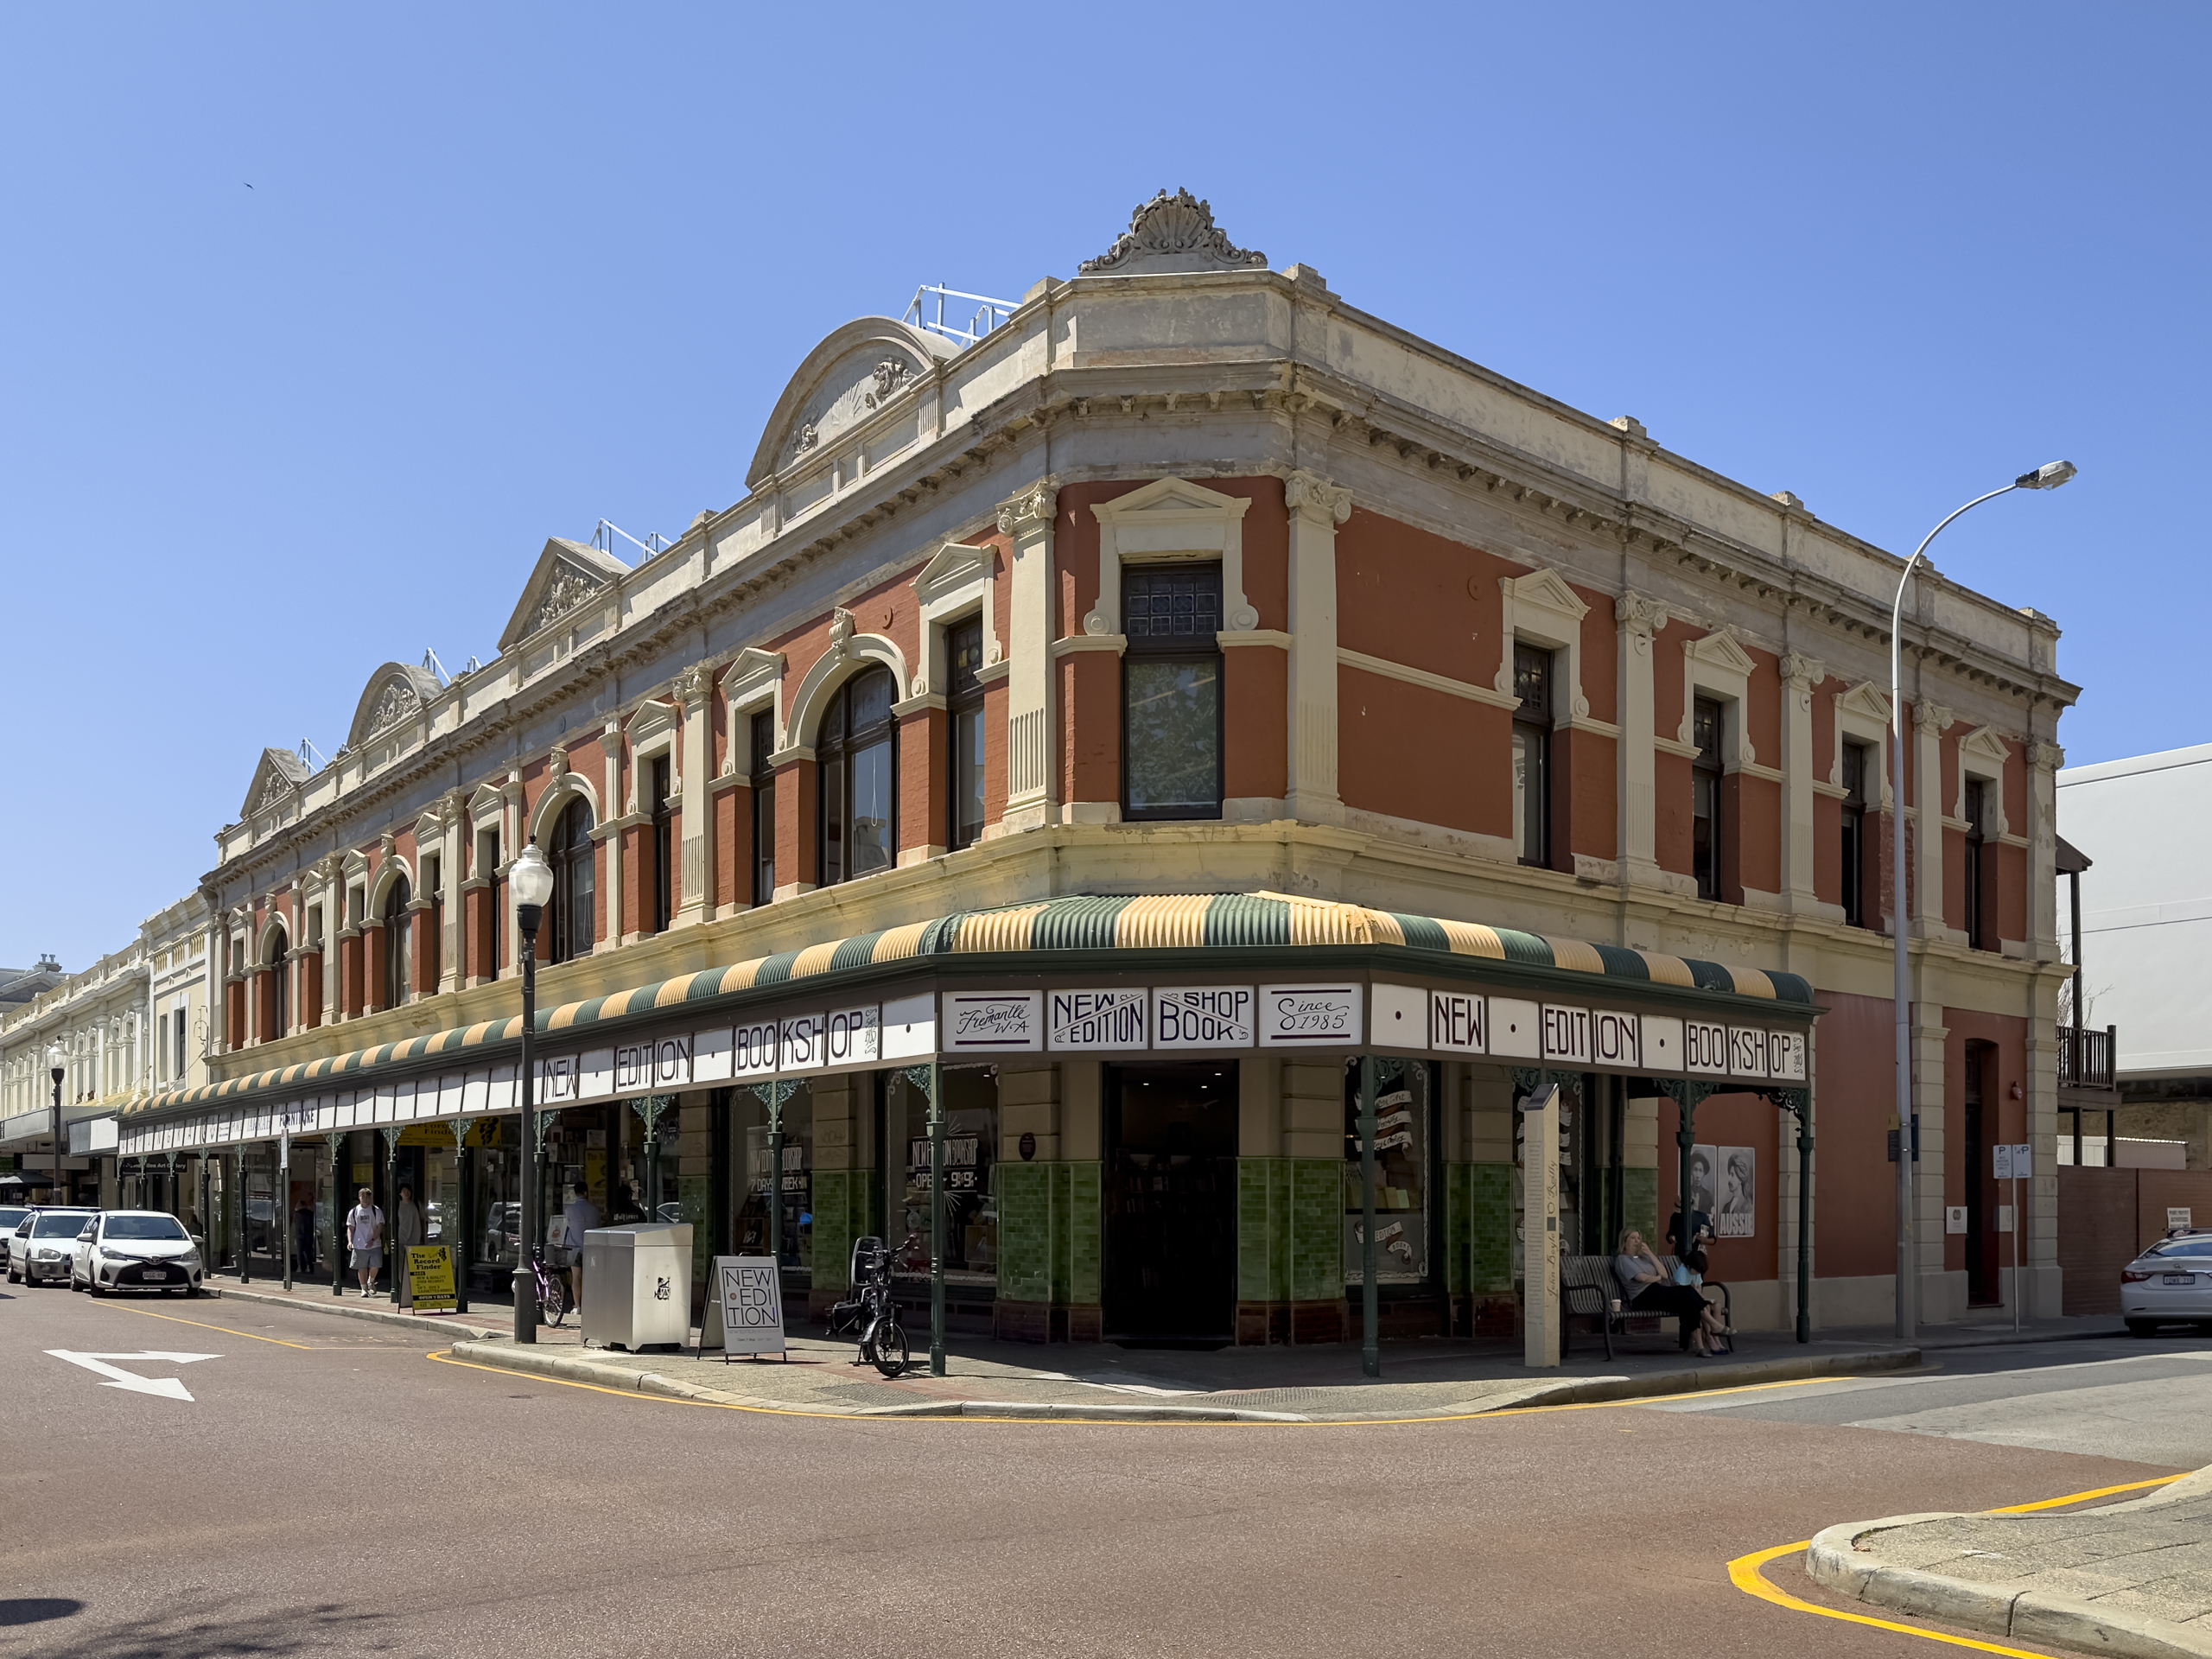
[{"xmin": 138, "ymin": 891, "xmax": 1814, "ymax": 1113}]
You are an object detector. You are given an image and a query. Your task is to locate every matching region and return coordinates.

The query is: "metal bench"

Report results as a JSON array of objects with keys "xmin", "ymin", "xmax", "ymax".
[{"xmin": 1560, "ymin": 1253, "xmax": 1731, "ymax": 1360}]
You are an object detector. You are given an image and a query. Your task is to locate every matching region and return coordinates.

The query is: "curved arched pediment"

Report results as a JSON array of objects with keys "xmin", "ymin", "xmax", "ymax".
[
  {"xmin": 745, "ymin": 319, "xmax": 957, "ymax": 491},
  {"xmin": 346, "ymin": 663, "xmax": 442, "ymax": 750},
  {"xmin": 784, "ymin": 613, "xmax": 912, "ymax": 750}
]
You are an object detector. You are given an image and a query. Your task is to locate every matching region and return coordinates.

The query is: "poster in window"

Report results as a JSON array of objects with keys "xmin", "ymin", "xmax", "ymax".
[{"xmin": 1717, "ymin": 1147, "xmax": 1755, "ymax": 1239}]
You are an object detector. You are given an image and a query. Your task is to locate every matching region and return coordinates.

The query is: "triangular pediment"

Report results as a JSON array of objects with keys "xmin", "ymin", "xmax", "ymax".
[
  {"xmin": 1507, "ymin": 566, "xmax": 1590, "ymax": 622},
  {"xmin": 1686, "ymin": 627, "xmax": 1758, "ymax": 677},
  {"xmin": 914, "ymin": 540, "xmax": 994, "ymax": 601},
  {"xmin": 1092, "ymin": 475, "xmax": 1249, "ymax": 525},
  {"xmin": 241, "ymin": 747, "xmax": 311, "ymax": 819},
  {"xmin": 1835, "ymin": 680, "xmax": 1894, "ymax": 725},
  {"xmin": 1959, "ymin": 724, "xmax": 2013, "ymax": 767},
  {"xmin": 497, "ymin": 538, "xmax": 627, "ymax": 654}
]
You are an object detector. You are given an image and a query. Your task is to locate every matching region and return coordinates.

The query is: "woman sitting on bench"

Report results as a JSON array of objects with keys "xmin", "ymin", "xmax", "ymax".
[{"xmin": 1612, "ymin": 1229, "xmax": 1729, "ymax": 1357}]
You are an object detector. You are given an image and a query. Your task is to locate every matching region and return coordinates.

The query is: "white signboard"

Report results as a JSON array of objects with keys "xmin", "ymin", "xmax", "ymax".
[
  {"xmin": 1048, "ymin": 989, "xmax": 1148, "ymax": 1051},
  {"xmin": 1541, "ymin": 1006, "xmax": 1592, "ymax": 1065},
  {"xmin": 1257, "ymin": 984, "xmax": 1362, "ymax": 1048},
  {"xmin": 1519, "ymin": 1081, "xmax": 1562, "ymax": 1370},
  {"xmin": 1727, "ymin": 1027, "xmax": 1769, "ymax": 1080},
  {"xmin": 692, "ymin": 1027, "xmax": 734, "ymax": 1083},
  {"xmin": 1767, "ymin": 1032, "xmax": 1808, "ymax": 1082},
  {"xmin": 1154, "ymin": 987, "xmax": 1255, "ymax": 1049},
  {"xmin": 615, "ymin": 1034, "xmax": 692, "ymax": 1093},
  {"xmin": 1993, "ymin": 1143, "xmax": 2033, "ymax": 1181},
  {"xmin": 943, "ymin": 990, "xmax": 1043, "ymax": 1052},
  {"xmin": 2169, "ymin": 1206, "xmax": 2193, "ymax": 1233},
  {"xmin": 1592, "ymin": 1010, "xmax": 1643, "ymax": 1070},
  {"xmin": 1490, "ymin": 998, "xmax": 1540, "ymax": 1059},
  {"xmin": 881, "ymin": 993, "xmax": 936, "ymax": 1059},
  {"xmin": 1685, "ymin": 1021, "xmax": 1730, "ymax": 1077},
  {"xmin": 823, "ymin": 1005, "xmax": 880, "ymax": 1069},
  {"xmin": 1945, "ymin": 1205, "xmax": 1968, "ymax": 1235},
  {"xmin": 779, "ymin": 1014, "xmax": 826, "ymax": 1073},
  {"xmin": 1428, "ymin": 990, "xmax": 1487, "ymax": 1055},
  {"xmin": 705, "ymin": 1255, "xmax": 785, "ymax": 1357},
  {"xmin": 731, "ymin": 1019, "xmax": 779, "ymax": 1079}
]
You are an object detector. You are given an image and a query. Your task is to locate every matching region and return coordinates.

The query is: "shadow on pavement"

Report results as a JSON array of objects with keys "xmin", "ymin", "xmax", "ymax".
[
  {"xmin": 0, "ymin": 1599, "xmax": 83, "ymax": 1627},
  {"xmin": 26, "ymin": 1602, "xmax": 391, "ymax": 1657}
]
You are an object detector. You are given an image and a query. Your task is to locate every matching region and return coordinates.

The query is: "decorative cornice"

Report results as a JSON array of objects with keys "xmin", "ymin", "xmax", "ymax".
[
  {"xmin": 1283, "ymin": 468, "xmax": 1351, "ymax": 524},
  {"xmin": 675, "ymin": 661, "xmax": 715, "ymax": 705},
  {"xmin": 1912, "ymin": 700, "xmax": 1955, "ymax": 738},
  {"xmin": 1780, "ymin": 652, "xmax": 1827, "ymax": 690},
  {"xmin": 1077, "ymin": 188, "xmax": 1268, "ymax": 276}
]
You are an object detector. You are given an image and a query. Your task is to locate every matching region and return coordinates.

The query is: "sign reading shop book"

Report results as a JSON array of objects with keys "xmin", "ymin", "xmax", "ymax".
[{"xmin": 1154, "ymin": 987, "xmax": 1255, "ymax": 1050}]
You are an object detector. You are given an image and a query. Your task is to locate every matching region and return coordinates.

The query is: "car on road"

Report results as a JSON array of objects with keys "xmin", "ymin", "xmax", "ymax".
[
  {"xmin": 0, "ymin": 1204, "xmax": 31, "ymax": 1272},
  {"xmin": 9, "ymin": 1208, "xmax": 100, "ymax": 1286},
  {"xmin": 2121, "ymin": 1230, "xmax": 2212, "ymax": 1333},
  {"xmin": 68, "ymin": 1210, "xmax": 203, "ymax": 1297}
]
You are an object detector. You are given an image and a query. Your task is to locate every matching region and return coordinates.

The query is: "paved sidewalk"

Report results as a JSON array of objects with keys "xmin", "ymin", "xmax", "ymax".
[
  {"xmin": 1809, "ymin": 1468, "xmax": 2212, "ymax": 1658},
  {"xmin": 197, "ymin": 1276, "xmax": 2126, "ymax": 1422}
]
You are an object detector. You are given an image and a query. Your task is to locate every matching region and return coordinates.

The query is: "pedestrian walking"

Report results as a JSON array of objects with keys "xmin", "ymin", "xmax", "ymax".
[
  {"xmin": 292, "ymin": 1197, "xmax": 317, "ymax": 1277},
  {"xmin": 345, "ymin": 1186, "xmax": 385, "ymax": 1296},
  {"xmin": 560, "ymin": 1179, "xmax": 599, "ymax": 1315},
  {"xmin": 394, "ymin": 1183, "xmax": 425, "ymax": 1306}
]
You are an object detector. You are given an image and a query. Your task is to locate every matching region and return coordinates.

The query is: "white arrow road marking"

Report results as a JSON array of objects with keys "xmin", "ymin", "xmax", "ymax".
[{"xmin": 45, "ymin": 1351, "xmax": 221, "ymax": 1402}]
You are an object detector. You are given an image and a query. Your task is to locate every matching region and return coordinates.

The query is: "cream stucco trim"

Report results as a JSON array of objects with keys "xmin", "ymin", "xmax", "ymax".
[
  {"xmin": 1338, "ymin": 646, "xmax": 1518, "ymax": 709},
  {"xmin": 1083, "ymin": 476, "xmax": 1255, "ymax": 635}
]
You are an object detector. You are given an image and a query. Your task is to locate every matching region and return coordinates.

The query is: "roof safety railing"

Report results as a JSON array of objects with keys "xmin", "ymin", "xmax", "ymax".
[
  {"xmin": 904, "ymin": 283, "xmax": 1020, "ymax": 346},
  {"xmin": 592, "ymin": 518, "xmax": 672, "ymax": 563}
]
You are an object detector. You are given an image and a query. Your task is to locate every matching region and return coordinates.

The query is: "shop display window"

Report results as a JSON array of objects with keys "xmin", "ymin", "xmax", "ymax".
[
  {"xmin": 733, "ymin": 1084, "xmax": 815, "ymax": 1290},
  {"xmin": 883, "ymin": 1067, "xmax": 997, "ymax": 1292},
  {"xmin": 1343, "ymin": 1059, "xmax": 1434, "ymax": 1286}
]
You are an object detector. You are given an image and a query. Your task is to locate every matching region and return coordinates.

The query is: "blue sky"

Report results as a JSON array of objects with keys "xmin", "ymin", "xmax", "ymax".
[{"xmin": 3, "ymin": 4, "xmax": 2203, "ymax": 972}]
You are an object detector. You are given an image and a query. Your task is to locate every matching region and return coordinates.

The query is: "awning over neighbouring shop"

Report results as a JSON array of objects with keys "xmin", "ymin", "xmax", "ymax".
[{"xmin": 123, "ymin": 892, "xmax": 1820, "ymax": 1155}]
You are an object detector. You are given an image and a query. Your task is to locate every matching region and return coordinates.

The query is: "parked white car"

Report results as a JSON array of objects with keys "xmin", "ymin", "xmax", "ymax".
[
  {"xmin": 2122, "ymin": 1230, "xmax": 2212, "ymax": 1334},
  {"xmin": 10, "ymin": 1209, "xmax": 100, "ymax": 1286},
  {"xmin": 0, "ymin": 1204, "xmax": 31, "ymax": 1272},
  {"xmin": 69, "ymin": 1211, "xmax": 203, "ymax": 1297}
]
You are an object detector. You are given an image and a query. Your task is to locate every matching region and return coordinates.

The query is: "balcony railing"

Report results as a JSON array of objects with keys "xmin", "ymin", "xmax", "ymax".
[{"xmin": 2057, "ymin": 1024, "xmax": 2117, "ymax": 1092}]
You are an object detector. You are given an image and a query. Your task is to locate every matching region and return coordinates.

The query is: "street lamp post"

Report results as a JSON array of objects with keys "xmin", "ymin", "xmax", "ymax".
[
  {"xmin": 48, "ymin": 1049, "xmax": 64, "ymax": 1208},
  {"xmin": 508, "ymin": 839, "xmax": 556, "ymax": 1345},
  {"xmin": 1889, "ymin": 460, "xmax": 2075, "ymax": 1340}
]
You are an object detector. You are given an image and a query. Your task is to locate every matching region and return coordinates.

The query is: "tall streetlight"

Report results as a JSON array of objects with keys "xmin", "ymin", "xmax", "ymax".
[
  {"xmin": 508, "ymin": 838, "xmax": 556, "ymax": 1344},
  {"xmin": 48, "ymin": 1045, "xmax": 64, "ymax": 1208},
  {"xmin": 1890, "ymin": 460, "xmax": 2075, "ymax": 1339}
]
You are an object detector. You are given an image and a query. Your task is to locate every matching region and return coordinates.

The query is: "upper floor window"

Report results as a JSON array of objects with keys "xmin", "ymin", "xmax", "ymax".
[
  {"xmin": 174, "ymin": 1001, "xmax": 188, "ymax": 1077},
  {"xmin": 382, "ymin": 878, "xmax": 412, "ymax": 1008},
  {"xmin": 750, "ymin": 712, "xmax": 776, "ymax": 906},
  {"xmin": 1840, "ymin": 740, "xmax": 1870, "ymax": 928},
  {"xmin": 269, "ymin": 933, "xmax": 289, "ymax": 1038},
  {"xmin": 1964, "ymin": 777, "xmax": 1990, "ymax": 950},
  {"xmin": 1511, "ymin": 643, "xmax": 1552, "ymax": 867},
  {"xmin": 818, "ymin": 666, "xmax": 896, "ymax": 886},
  {"xmin": 550, "ymin": 798, "xmax": 595, "ymax": 964},
  {"xmin": 1122, "ymin": 563, "xmax": 1222, "ymax": 821},
  {"xmin": 948, "ymin": 617, "xmax": 987, "ymax": 852},
  {"xmin": 649, "ymin": 755, "xmax": 674, "ymax": 933},
  {"xmin": 1692, "ymin": 696, "xmax": 1724, "ymax": 901}
]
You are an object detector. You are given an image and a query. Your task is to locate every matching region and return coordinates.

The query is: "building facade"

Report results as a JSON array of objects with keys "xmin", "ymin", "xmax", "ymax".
[{"xmin": 110, "ymin": 191, "xmax": 2078, "ymax": 1338}]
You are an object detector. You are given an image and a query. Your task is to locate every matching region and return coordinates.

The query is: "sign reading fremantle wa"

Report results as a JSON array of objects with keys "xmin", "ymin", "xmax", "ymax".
[{"xmin": 118, "ymin": 978, "xmax": 1809, "ymax": 1157}]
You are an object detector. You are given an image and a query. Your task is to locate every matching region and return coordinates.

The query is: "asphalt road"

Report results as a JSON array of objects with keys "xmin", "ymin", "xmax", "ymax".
[{"xmin": 3, "ymin": 1282, "xmax": 2206, "ymax": 1659}]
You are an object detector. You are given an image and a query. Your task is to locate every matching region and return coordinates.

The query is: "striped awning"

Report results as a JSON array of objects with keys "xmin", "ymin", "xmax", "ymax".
[{"xmin": 137, "ymin": 891, "xmax": 1815, "ymax": 1114}]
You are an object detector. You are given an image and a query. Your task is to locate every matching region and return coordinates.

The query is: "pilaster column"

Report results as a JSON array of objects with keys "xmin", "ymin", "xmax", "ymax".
[
  {"xmin": 1779, "ymin": 652, "xmax": 1826, "ymax": 911},
  {"xmin": 318, "ymin": 858, "xmax": 343, "ymax": 1027},
  {"xmin": 2026, "ymin": 738, "xmax": 2065, "ymax": 961},
  {"xmin": 1911, "ymin": 1002, "xmax": 1953, "ymax": 1323},
  {"xmin": 600, "ymin": 722, "xmax": 623, "ymax": 949},
  {"xmin": 1283, "ymin": 469, "xmax": 1351, "ymax": 823},
  {"xmin": 998, "ymin": 484, "xmax": 1058, "ymax": 834},
  {"xmin": 438, "ymin": 791, "xmax": 464, "ymax": 995},
  {"xmin": 1614, "ymin": 593, "xmax": 1671, "ymax": 887},
  {"xmin": 675, "ymin": 661, "xmax": 715, "ymax": 928},
  {"xmin": 1911, "ymin": 700, "xmax": 1953, "ymax": 934}
]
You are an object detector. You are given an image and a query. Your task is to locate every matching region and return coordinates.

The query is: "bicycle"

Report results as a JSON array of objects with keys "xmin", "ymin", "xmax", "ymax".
[
  {"xmin": 528, "ymin": 1244, "xmax": 569, "ymax": 1328},
  {"xmin": 824, "ymin": 1236, "xmax": 907, "ymax": 1376}
]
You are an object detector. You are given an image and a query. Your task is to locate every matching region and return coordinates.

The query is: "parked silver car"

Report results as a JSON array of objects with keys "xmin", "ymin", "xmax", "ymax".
[
  {"xmin": 9, "ymin": 1209, "xmax": 99, "ymax": 1286},
  {"xmin": 2122, "ymin": 1230, "xmax": 2212, "ymax": 1333},
  {"xmin": 69, "ymin": 1210, "xmax": 202, "ymax": 1296},
  {"xmin": 0, "ymin": 1204, "xmax": 30, "ymax": 1272}
]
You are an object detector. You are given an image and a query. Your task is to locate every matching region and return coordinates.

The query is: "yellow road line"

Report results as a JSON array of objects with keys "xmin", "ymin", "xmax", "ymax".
[
  {"xmin": 110, "ymin": 1300, "xmax": 317, "ymax": 1349},
  {"xmin": 425, "ymin": 1349, "xmax": 1849, "ymax": 1427},
  {"xmin": 1727, "ymin": 1475, "xmax": 2185, "ymax": 1656}
]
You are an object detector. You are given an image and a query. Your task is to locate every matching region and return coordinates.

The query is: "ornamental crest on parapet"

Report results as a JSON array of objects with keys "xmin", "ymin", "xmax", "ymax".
[
  {"xmin": 365, "ymin": 679, "xmax": 421, "ymax": 734},
  {"xmin": 1079, "ymin": 188, "xmax": 1268, "ymax": 276}
]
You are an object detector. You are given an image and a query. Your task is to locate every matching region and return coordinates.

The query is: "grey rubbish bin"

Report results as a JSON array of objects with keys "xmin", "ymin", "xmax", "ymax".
[{"xmin": 580, "ymin": 1223, "xmax": 694, "ymax": 1351}]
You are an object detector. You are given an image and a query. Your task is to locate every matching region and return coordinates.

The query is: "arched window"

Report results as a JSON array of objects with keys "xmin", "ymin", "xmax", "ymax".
[
  {"xmin": 268, "ymin": 932, "xmax": 289, "ymax": 1039},
  {"xmin": 550, "ymin": 797, "xmax": 595, "ymax": 964},
  {"xmin": 382, "ymin": 876, "xmax": 412, "ymax": 1009},
  {"xmin": 817, "ymin": 665, "xmax": 895, "ymax": 887}
]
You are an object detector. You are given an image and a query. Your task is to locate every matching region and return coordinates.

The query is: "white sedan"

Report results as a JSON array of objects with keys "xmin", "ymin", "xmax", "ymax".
[
  {"xmin": 10, "ymin": 1208, "xmax": 100, "ymax": 1286},
  {"xmin": 68, "ymin": 1211, "xmax": 203, "ymax": 1297},
  {"xmin": 2122, "ymin": 1231, "xmax": 2212, "ymax": 1334}
]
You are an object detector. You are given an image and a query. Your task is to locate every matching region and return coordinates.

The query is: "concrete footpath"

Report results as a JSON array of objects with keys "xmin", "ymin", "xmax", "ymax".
[
  {"xmin": 199, "ymin": 1277, "xmax": 2121, "ymax": 1424},
  {"xmin": 1809, "ymin": 1467, "xmax": 2212, "ymax": 1658}
]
